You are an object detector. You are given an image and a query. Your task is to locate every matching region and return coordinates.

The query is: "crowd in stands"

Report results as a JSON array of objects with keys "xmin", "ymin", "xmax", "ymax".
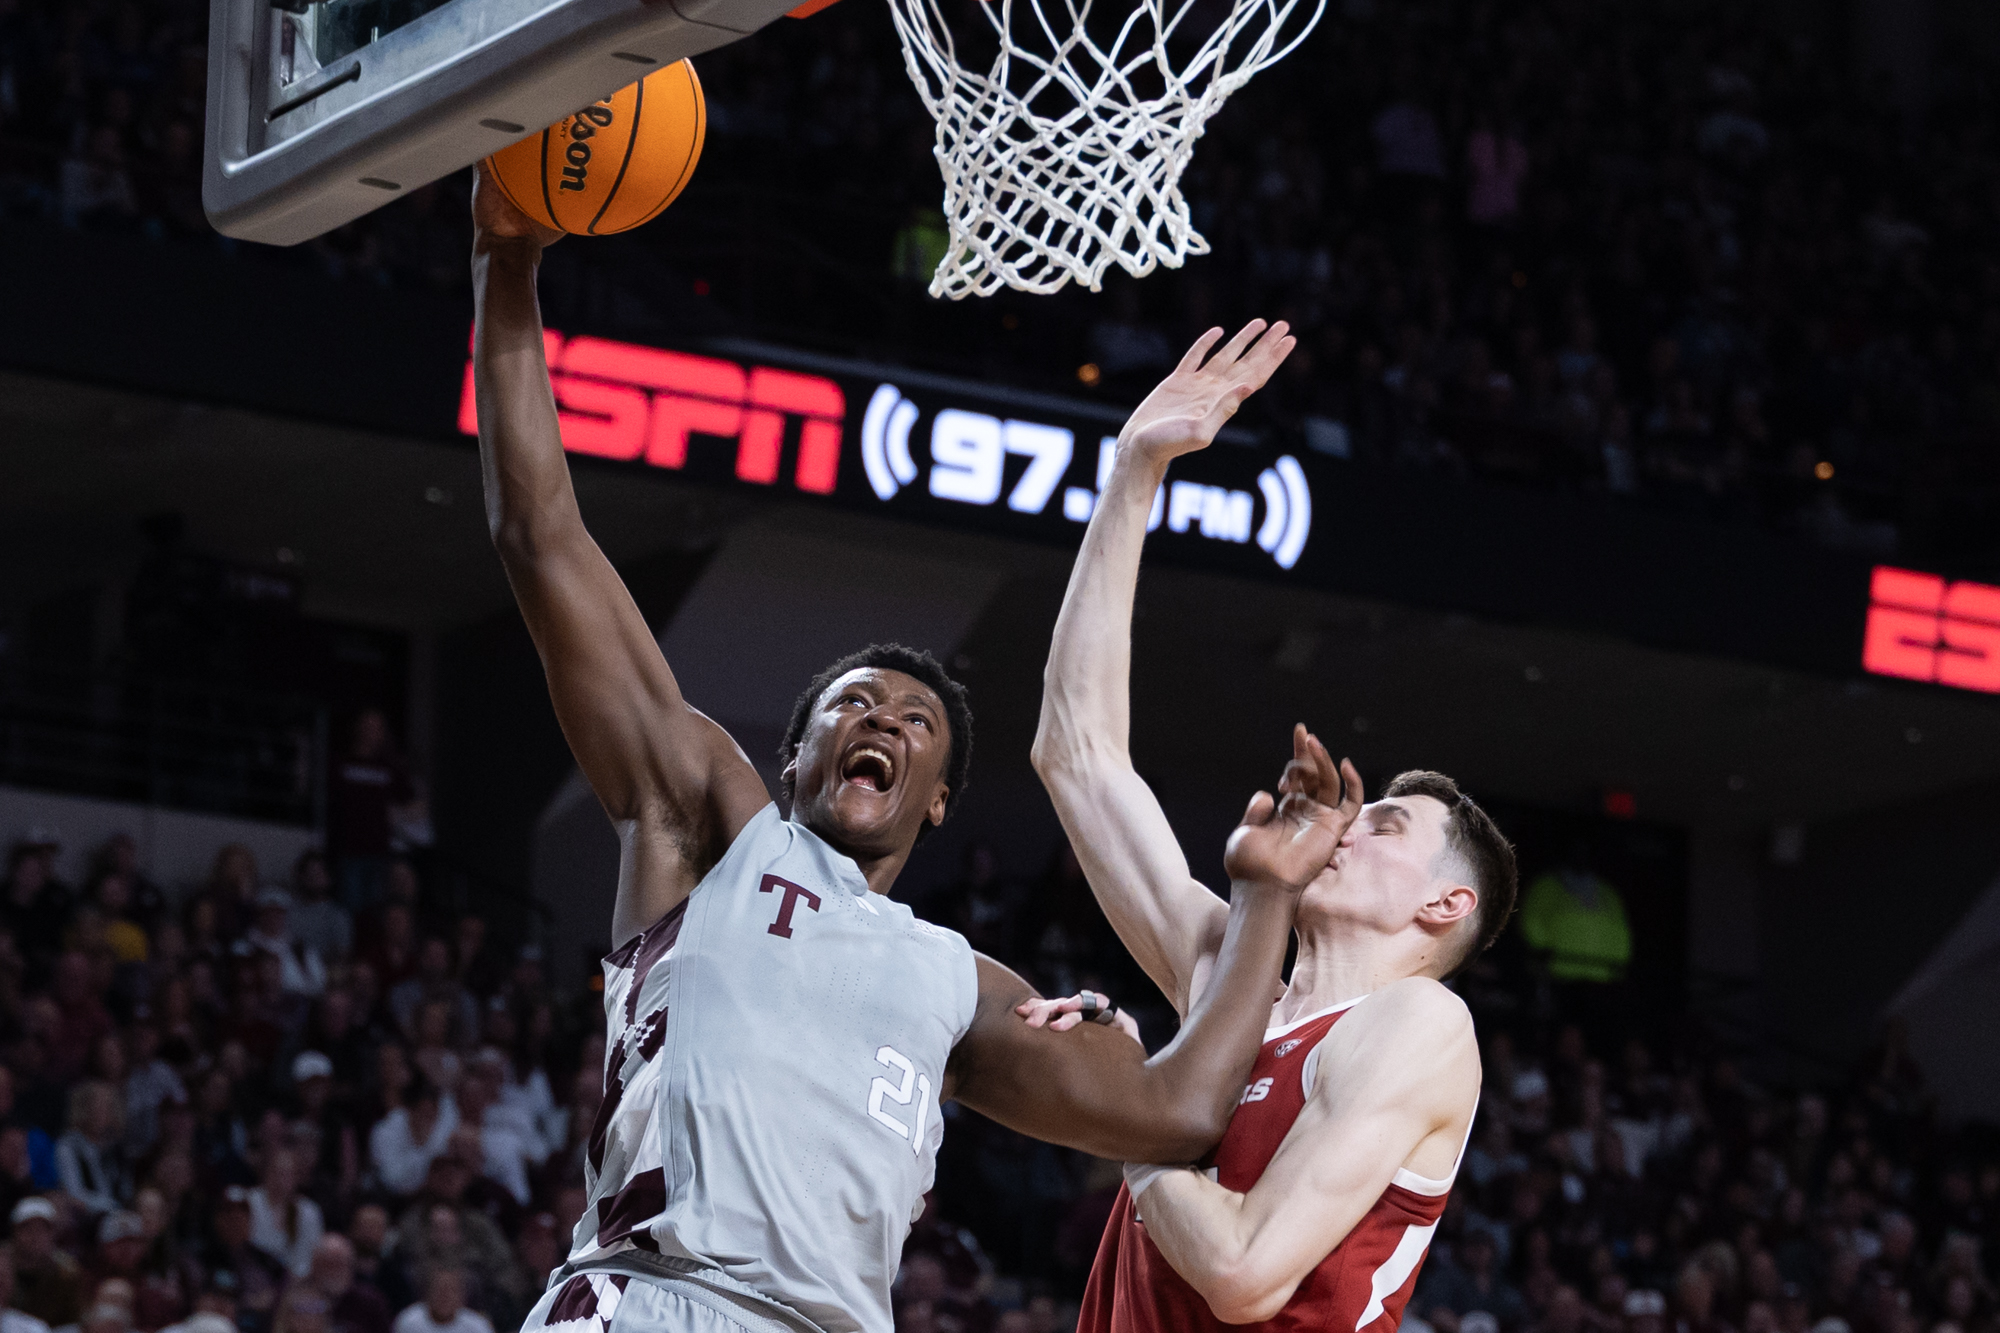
[
  {"xmin": 0, "ymin": 799, "xmax": 1988, "ymax": 1333},
  {"xmin": 1, "ymin": 0, "xmax": 1997, "ymax": 566}
]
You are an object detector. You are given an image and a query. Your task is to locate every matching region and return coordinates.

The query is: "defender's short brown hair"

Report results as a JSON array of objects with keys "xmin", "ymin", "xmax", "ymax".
[{"xmin": 1381, "ymin": 770, "xmax": 1517, "ymax": 978}]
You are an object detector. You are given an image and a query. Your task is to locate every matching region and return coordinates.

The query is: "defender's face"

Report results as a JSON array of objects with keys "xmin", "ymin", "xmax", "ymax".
[
  {"xmin": 787, "ymin": 668, "xmax": 951, "ymax": 859},
  {"xmin": 1301, "ymin": 793, "xmax": 1457, "ymax": 931}
]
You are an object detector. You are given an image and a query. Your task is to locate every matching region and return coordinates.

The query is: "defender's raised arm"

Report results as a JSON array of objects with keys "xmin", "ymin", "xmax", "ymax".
[
  {"xmin": 470, "ymin": 167, "xmax": 767, "ymax": 943},
  {"xmin": 1031, "ymin": 322, "xmax": 1297, "ymax": 1015},
  {"xmin": 947, "ymin": 729, "xmax": 1359, "ymax": 1164}
]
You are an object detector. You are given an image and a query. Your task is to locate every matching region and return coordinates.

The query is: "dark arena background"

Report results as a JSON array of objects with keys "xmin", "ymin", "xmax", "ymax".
[{"xmin": 4, "ymin": 0, "xmax": 2000, "ymax": 1332}]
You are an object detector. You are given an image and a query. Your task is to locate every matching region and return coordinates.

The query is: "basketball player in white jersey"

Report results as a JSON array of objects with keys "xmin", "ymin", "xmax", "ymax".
[
  {"xmin": 466, "ymin": 172, "xmax": 1361, "ymax": 1333},
  {"xmin": 1027, "ymin": 322, "xmax": 1519, "ymax": 1330}
]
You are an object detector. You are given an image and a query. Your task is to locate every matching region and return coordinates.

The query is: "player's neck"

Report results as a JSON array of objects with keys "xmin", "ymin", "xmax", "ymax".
[{"xmin": 1276, "ymin": 926, "xmax": 1427, "ymax": 1025}]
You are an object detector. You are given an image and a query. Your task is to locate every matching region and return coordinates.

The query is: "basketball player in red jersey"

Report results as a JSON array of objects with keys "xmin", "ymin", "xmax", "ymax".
[{"xmin": 1027, "ymin": 322, "xmax": 1519, "ymax": 1331}]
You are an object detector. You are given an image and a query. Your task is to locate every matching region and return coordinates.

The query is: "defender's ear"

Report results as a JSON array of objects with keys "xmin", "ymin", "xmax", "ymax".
[{"xmin": 1419, "ymin": 881, "xmax": 1479, "ymax": 929}]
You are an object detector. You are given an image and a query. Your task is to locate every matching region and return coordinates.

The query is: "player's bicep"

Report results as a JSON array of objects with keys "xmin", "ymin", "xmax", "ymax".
[
  {"xmin": 1044, "ymin": 759, "xmax": 1229, "ymax": 1013},
  {"xmin": 507, "ymin": 534, "xmax": 766, "ymax": 826}
]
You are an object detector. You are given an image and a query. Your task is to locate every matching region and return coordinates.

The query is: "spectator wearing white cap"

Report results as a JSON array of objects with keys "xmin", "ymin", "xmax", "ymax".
[
  {"xmin": 236, "ymin": 891, "xmax": 326, "ymax": 998},
  {"xmin": 247, "ymin": 1146, "xmax": 323, "ymax": 1278},
  {"xmin": 7, "ymin": 1199, "xmax": 84, "ymax": 1329}
]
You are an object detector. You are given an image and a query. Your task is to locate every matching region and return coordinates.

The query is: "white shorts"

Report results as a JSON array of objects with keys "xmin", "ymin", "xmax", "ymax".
[{"xmin": 523, "ymin": 1272, "xmax": 823, "ymax": 1333}]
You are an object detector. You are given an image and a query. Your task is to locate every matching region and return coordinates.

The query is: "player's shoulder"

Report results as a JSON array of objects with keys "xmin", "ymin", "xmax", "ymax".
[{"xmin": 1353, "ymin": 975, "xmax": 1473, "ymax": 1034}]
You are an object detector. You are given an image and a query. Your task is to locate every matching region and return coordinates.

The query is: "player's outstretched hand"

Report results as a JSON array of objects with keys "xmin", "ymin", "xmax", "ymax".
[
  {"xmin": 1222, "ymin": 724, "xmax": 1363, "ymax": 895},
  {"xmin": 471, "ymin": 160, "xmax": 563, "ymax": 251},
  {"xmin": 1014, "ymin": 993, "xmax": 1144, "ymax": 1045},
  {"xmin": 1117, "ymin": 321, "xmax": 1297, "ymax": 468}
]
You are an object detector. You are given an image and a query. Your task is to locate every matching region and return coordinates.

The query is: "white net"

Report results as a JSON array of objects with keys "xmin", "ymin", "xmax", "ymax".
[{"xmin": 885, "ymin": 0, "xmax": 1324, "ymax": 299}]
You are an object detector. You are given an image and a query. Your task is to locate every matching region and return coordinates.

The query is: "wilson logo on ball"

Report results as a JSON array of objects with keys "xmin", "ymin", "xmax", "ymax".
[
  {"xmin": 483, "ymin": 61, "xmax": 705, "ymax": 236},
  {"xmin": 558, "ymin": 103, "xmax": 615, "ymax": 193}
]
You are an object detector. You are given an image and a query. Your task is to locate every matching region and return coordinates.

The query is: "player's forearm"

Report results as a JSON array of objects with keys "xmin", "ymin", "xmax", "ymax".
[
  {"xmin": 1032, "ymin": 447, "xmax": 1166, "ymax": 776},
  {"xmin": 1126, "ymin": 875, "xmax": 1293, "ymax": 1157},
  {"xmin": 1134, "ymin": 1172, "xmax": 1295, "ymax": 1323},
  {"xmin": 471, "ymin": 238, "xmax": 585, "ymax": 558}
]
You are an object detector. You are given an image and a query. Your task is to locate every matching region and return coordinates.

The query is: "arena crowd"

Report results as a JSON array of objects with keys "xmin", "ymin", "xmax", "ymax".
[
  {"xmin": 0, "ymin": 806, "xmax": 1992, "ymax": 1333},
  {"xmin": 1, "ymin": 0, "xmax": 1997, "ymax": 568}
]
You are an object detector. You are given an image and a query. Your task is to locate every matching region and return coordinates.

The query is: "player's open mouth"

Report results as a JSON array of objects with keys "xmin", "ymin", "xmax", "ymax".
[{"xmin": 841, "ymin": 745, "xmax": 896, "ymax": 792}]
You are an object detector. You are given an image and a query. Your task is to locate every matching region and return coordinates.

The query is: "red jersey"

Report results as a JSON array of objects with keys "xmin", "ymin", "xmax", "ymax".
[{"xmin": 1079, "ymin": 999, "xmax": 1466, "ymax": 1333}]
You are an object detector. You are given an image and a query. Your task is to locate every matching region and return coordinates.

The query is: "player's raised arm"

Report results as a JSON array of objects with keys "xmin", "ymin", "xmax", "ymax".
[
  {"xmin": 470, "ymin": 166, "xmax": 769, "ymax": 943},
  {"xmin": 947, "ymin": 731, "xmax": 1358, "ymax": 1164},
  {"xmin": 1031, "ymin": 321, "xmax": 1297, "ymax": 1018},
  {"xmin": 1125, "ymin": 979, "xmax": 1480, "ymax": 1324}
]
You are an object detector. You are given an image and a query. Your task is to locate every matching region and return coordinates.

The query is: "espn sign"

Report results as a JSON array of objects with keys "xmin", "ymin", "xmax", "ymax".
[
  {"xmin": 1862, "ymin": 566, "xmax": 2000, "ymax": 693},
  {"xmin": 458, "ymin": 329, "xmax": 844, "ymax": 494}
]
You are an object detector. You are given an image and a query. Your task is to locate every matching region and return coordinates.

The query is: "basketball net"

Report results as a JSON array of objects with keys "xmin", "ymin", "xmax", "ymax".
[{"xmin": 885, "ymin": 0, "xmax": 1323, "ymax": 299}]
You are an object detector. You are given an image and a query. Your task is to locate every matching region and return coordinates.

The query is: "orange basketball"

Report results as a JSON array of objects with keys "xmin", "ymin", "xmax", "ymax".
[{"xmin": 482, "ymin": 61, "xmax": 705, "ymax": 236}]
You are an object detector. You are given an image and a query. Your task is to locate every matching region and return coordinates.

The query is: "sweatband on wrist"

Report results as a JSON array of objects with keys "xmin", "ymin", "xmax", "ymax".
[{"xmin": 1123, "ymin": 1162, "xmax": 1186, "ymax": 1199}]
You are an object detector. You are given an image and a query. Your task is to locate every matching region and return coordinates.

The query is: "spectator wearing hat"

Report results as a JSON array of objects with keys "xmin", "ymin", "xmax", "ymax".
[
  {"xmin": 8, "ymin": 1199, "xmax": 84, "ymax": 1329},
  {"xmin": 90, "ymin": 1211, "xmax": 147, "ymax": 1291},
  {"xmin": 236, "ymin": 892, "xmax": 326, "ymax": 999},
  {"xmin": 0, "ymin": 1241, "xmax": 51, "ymax": 1333},
  {"xmin": 55, "ymin": 1084, "xmax": 126, "ymax": 1218},
  {"xmin": 288, "ymin": 1053, "xmax": 355, "ymax": 1208},
  {"xmin": 390, "ymin": 1268, "xmax": 490, "ymax": 1333},
  {"xmin": 247, "ymin": 1146, "xmax": 323, "ymax": 1278},
  {"xmin": 304, "ymin": 1234, "xmax": 389, "ymax": 1333}
]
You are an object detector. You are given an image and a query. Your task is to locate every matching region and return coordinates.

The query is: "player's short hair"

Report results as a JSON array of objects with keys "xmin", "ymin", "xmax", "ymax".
[
  {"xmin": 779, "ymin": 644, "xmax": 973, "ymax": 842},
  {"xmin": 1380, "ymin": 770, "xmax": 1516, "ymax": 979}
]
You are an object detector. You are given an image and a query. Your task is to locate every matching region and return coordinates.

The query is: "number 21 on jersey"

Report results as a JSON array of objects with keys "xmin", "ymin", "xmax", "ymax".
[{"xmin": 868, "ymin": 1046, "xmax": 931, "ymax": 1154}]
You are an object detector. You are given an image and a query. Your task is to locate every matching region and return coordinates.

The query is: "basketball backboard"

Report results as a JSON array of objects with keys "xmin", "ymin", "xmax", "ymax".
[{"xmin": 204, "ymin": 0, "xmax": 799, "ymax": 246}]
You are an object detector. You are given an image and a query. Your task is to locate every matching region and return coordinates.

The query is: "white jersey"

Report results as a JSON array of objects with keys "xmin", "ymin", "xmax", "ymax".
[{"xmin": 564, "ymin": 803, "xmax": 979, "ymax": 1333}]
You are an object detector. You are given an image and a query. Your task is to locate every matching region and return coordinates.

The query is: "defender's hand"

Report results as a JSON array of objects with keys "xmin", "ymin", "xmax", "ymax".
[
  {"xmin": 472, "ymin": 160, "xmax": 563, "ymax": 250},
  {"xmin": 1222, "ymin": 725, "xmax": 1363, "ymax": 894},
  {"xmin": 1015, "ymin": 993, "xmax": 1144, "ymax": 1045},
  {"xmin": 1117, "ymin": 321, "xmax": 1297, "ymax": 468}
]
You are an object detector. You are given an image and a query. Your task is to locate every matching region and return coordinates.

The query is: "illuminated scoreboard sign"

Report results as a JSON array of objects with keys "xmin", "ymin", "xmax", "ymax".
[
  {"xmin": 1862, "ymin": 566, "xmax": 2000, "ymax": 693},
  {"xmin": 457, "ymin": 328, "xmax": 1314, "ymax": 572}
]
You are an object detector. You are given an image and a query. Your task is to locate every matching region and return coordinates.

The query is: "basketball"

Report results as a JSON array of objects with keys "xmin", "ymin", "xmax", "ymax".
[{"xmin": 481, "ymin": 60, "xmax": 705, "ymax": 236}]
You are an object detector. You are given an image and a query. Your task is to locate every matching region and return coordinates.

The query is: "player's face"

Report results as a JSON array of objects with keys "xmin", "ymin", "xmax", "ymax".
[
  {"xmin": 1300, "ymin": 794, "xmax": 1457, "ymax": 931},
  {"xmin": 787, "ymin": 668, "xmax": 951, "ymax": 859}
]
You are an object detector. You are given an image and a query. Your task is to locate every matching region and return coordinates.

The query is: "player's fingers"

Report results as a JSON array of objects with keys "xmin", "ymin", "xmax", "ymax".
[
  {"xmin": 1049, "ymin": 1012, "xmax": 1085, "ymax": 1032},
  {"xmin": 1177, "ymin": 327, "xmax": 1226, "ymax": 374},
  {"xmin": 1213, "ymin": 319, "xmax": 1269, "ymax": 370},
  {"xmin": 1306, "ymin": 732, "xmax": 1340, "ymax": 801},
  {"xmin": 1240, "ymin": 789, "xmax": 1275, "ymax": 827},
  {"xmin": 1338, "ymin": 756, "xmax": 1365, "ymax": 819}
]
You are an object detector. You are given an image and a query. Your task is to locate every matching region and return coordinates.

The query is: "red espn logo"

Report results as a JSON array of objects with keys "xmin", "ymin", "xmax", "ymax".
[
  {"xmin": 1862, "ymin": 566, "xmax": 2000, "ymax": 693},
  {"xmin": 458, "ymin": 329, "xmax": 844, "ymax": 494}
]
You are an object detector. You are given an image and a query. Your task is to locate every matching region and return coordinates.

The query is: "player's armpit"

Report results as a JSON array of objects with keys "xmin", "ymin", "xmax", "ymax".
[
  {"xmin": 471, "ymin": 224, "xmax": 769, "ymax": 942},
  {"xmin": 1132, "ymin": 979, "xmax": 1480, "ymax": 1324}
]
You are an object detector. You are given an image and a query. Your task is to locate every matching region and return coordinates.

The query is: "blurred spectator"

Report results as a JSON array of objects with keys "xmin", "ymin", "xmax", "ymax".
[
  {"xmin": 236, "ymin": 892, "xmax": 326, "ymax": 999},
  {"xmin": 289, "ymin": 855, "xmax": 351, "ymax": 967},
  {"xmin": 328, "ymin": 711, "xmax": 421, "ymax": 914},
  {"xmin": 304, "ymin": 1235, "xmax": 389, "ymax": 1333},
  {"xmin": 55, "ymin": 1083, "xmax": 126, "ymax": 1217},
  {"xmin": 8, "ymin": 1198, "xmax": 84, "ymax": 1329},
  {"xmin": 390, "ymin": 1268, "xmax": 489, "ymax": 1333},
  {"xmin": 368, "ymin": 1080, "xmax": 456, "ymax": 1199},
  {"xmin": 247, "ymin": 1147, "xmax": 322, "ymax": 1279},
  {"xmin": 0, "ymin": 1240, "xmax": 51, "ymax": 1333}
]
